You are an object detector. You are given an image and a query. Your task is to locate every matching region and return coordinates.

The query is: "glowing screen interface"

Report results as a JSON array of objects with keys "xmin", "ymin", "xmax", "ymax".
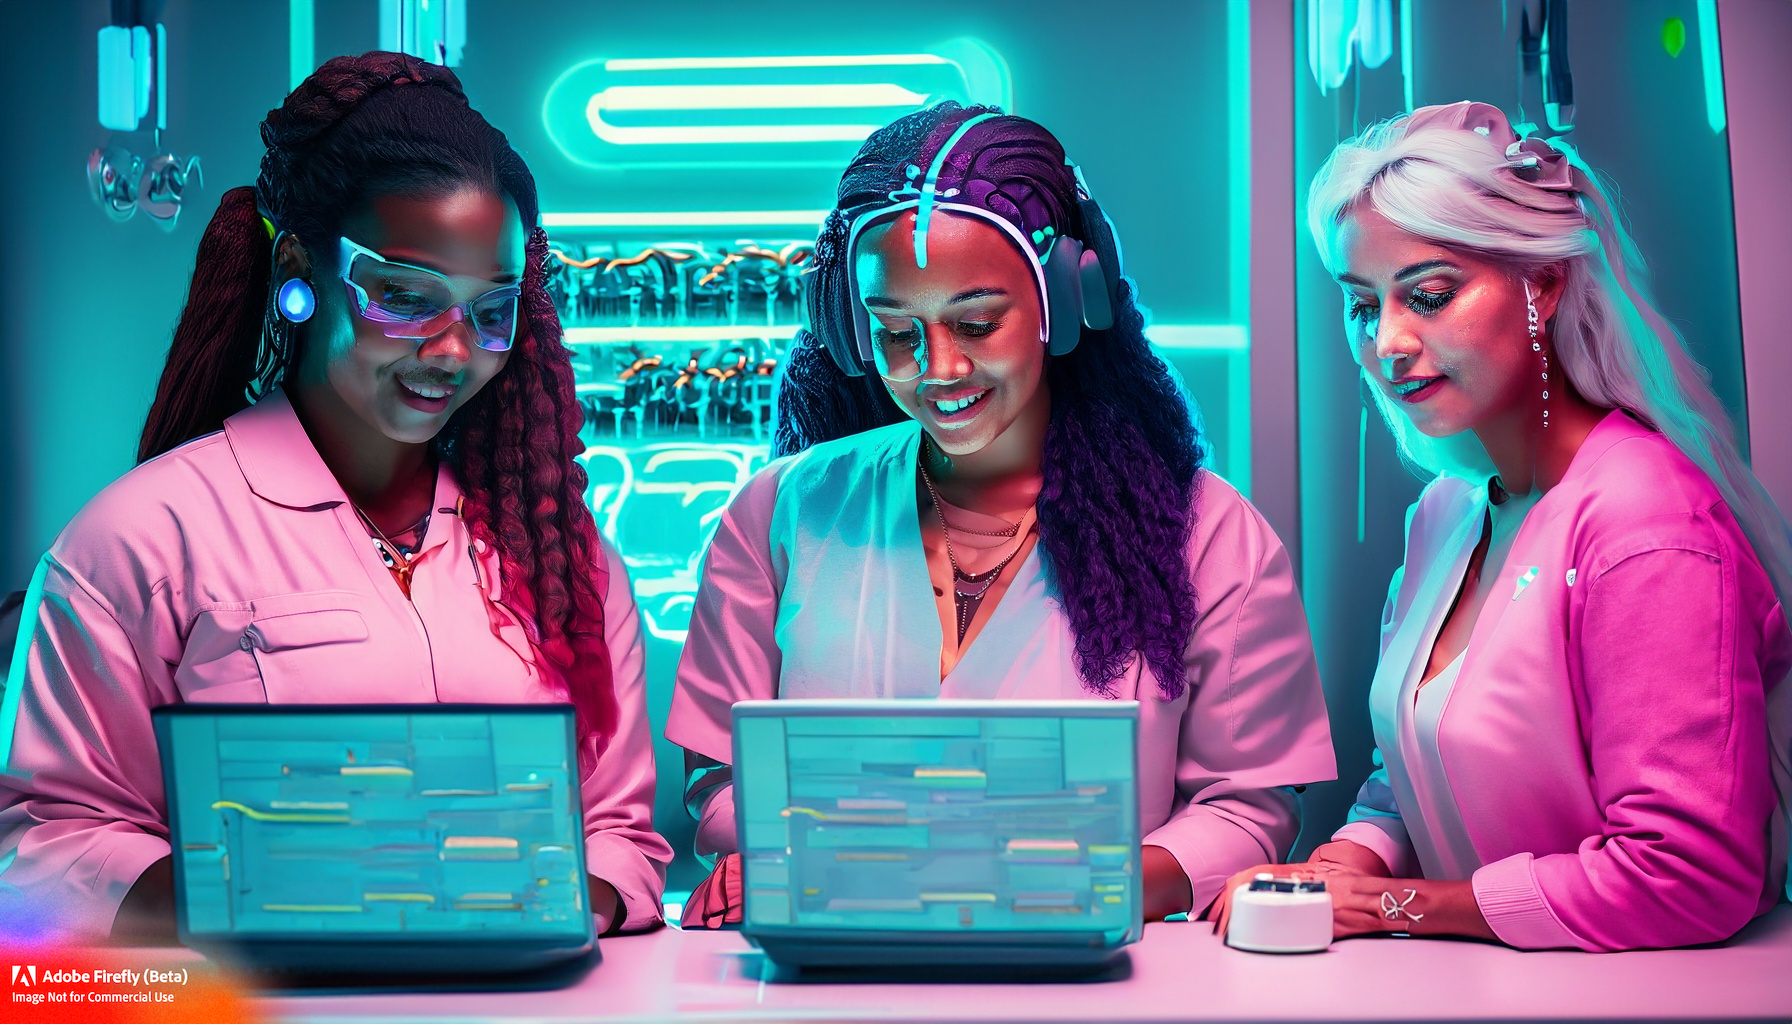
[
  {"xmin": 737, "ymin": 712, "xmax": 1138, "ymax": 932},
  {"xmin": 159, "ymin": 709, "xmax": 588, "ymax": 938}
]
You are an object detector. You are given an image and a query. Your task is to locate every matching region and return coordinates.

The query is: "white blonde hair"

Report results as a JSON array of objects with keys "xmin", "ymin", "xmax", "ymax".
[
  {"xmin": 1307, "ymin": 111, "xmax": 1792, "ymax": 616},
  {"xmin": 1311, "ymin": 110, "xmax": 1792, "ymax": 898}
]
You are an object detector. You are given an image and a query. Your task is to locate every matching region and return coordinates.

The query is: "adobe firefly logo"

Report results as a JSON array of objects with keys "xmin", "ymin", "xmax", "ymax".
[{"xmin": 11, "ymin": 965, "xmax": 37, "ymax": 986}]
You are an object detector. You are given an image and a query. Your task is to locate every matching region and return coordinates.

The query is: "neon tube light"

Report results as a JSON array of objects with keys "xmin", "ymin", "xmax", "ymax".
[
  {"xmin": 585, "ymin": 84, "xmax": 924, "ymax": 144},
  {"xmin": 1696, "ymin": 0, "xmax": 1727, "ymax": 134},
  {"xmin": 605, "ymin": 54, "xmax": 962, "ymax": 72},
  {"xmin": 544, "ymin": 41, "xmax": 1011, "ymax": 170},
  {"xmin": 564, "ymin": 325, "xmax": 802, "ymax": 344},
  {"xmin": 0, "ymin": 555, "xmax": 51, "ymax": 770},
  {"xmin": 1400, "ymin": 0, "xmax": 1415, "ymax": 113},
  {"xmin": 593, "ymin": 83, "xmax": 926, "ymax": 112},
  {"xmin": 585, "ymin": 116, "xmax": 888, "ymax": 147},
  {"xmin": 1226, "ymin": 0, "xmax": 1254, "ymax": 497},
  {"xmin": 542, "ymin": 211, "xmax": 829, "ymax": 228},
  {"xmin": 1146, "ymin": 325, "xmax": 1249, "ymax": 351},
  {"xmin": 289, "ymin": 0, "xmax": 314, "ymax": 92}
]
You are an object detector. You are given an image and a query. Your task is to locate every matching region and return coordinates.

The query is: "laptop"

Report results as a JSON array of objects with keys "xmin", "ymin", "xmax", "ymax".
[
  {"xmin": 732, "ymin": 699, "xmax": 1142, "ymax": 970},
  {"xmin": 153, "ymin": 703, "xmax": 596, "ymax": 983}
]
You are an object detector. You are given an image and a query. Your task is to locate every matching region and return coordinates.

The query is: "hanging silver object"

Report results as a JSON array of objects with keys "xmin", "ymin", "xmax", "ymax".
[
  {"xmin": 137, "ymin": 152, "xmax": 202, "ymax": 230},
  {"xmin": 87, "ymin": 146, "xmax": 142, "ymax": 222}
]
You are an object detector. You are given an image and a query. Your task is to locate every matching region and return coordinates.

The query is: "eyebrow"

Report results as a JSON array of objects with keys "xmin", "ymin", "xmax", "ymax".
[
  {"xmin": 1335, "ymin": 259, "xmax": 1461, "ymax": 288},
  {"xmin": 863, "ymin": 287, "xmax": 1010, "ymax": 309}
]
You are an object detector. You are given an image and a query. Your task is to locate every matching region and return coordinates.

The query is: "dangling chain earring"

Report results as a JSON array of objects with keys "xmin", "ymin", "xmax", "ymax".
[
  {"xmin": 253, "ymin": 288, "xmax": 292, "ymax": 400},
  {"xmin": 1526, "ymin": 280, "xmax": 1548, "ymax": 428}
]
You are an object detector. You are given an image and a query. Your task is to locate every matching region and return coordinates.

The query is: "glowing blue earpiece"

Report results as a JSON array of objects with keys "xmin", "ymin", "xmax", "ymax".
[{"xmin": 277, "ymin": 277, "xmax": 315, "ymax": 323}]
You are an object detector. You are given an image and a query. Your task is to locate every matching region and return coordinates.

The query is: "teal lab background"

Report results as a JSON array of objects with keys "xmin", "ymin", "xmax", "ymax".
[{"xmin": 0, "ymin": 0, "xmax": 1781, "ymax": 901}]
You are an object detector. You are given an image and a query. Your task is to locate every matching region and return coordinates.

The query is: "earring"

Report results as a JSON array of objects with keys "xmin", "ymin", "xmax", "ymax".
[
  {"xmin": 277, "ymin": 277, "xmax": 315, "ymax": 323},
  {"xmin": 253, "ymin": 287, "xmax": 293, "ymax": 400},
  {"xmin": 1526, "ymin": 281, "xmax": 1548, "ymax": 428}
]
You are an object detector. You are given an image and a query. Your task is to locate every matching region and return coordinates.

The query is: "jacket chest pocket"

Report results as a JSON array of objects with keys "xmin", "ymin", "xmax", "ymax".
[{"xmin": 179, "ymin": 591, "xmax": 374, "ymax": 704}]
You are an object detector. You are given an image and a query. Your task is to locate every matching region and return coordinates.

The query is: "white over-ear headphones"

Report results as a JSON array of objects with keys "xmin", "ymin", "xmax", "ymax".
[{"xmin": 823, "ymin": 113, "xmax": 1125, "ymax": 377}]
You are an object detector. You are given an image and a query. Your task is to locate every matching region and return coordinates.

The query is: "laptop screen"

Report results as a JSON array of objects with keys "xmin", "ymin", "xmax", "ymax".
[
  {"xmin": 733, "ymin": 700, "xmax": 1140, "ymax": 935},
  {"xmin": 155, "ymin": 705, "xmax": 590, "ymax": 942}
]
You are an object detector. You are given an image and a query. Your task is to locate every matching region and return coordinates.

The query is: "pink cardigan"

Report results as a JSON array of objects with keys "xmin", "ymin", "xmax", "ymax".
[
  {"xmin": 1335, "ymin": 410, "xmax": 1791, "ymax": 951},
  {"xmin": 0, "ymin": 390, "xmax": 671, "ymax": 939}
]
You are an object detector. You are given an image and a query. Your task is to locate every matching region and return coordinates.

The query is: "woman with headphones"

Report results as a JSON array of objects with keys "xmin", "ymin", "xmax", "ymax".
[{"xmin": 667, "ymin": 104, "xmax": 1336, "ymax": 927}]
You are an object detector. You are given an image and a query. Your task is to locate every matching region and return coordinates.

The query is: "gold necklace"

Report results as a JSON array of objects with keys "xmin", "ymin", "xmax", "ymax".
[
  {"xmin": 918, "ymin": 440, "xmax": 1035, "ymax": 643},
  {"xmin": 352, "ymin": 505, "xmax": 430, "ymax": 600}
]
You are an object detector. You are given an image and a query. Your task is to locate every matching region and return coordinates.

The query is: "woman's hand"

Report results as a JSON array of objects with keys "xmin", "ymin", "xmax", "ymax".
[
  {"xmin": 679, "ymin": 853, "xmax": 743, "ymax": 929},
  {"xmin": 1306, "ymin": 839, "xmax": 1393, "ymax": 876},
  {"xmin": 1141, "ymin": 844, "xmax": 1192, "ymax": 922},
  {"xmin": 587, "ymin": 875, "xmax": 625, "ymax": 935},
  {"xmin": 111, "ymin": 856, "xmax": 179, "ymax": 946},
  {"xmin": 1204, "ymin": 843, "xmax": 1495, "ymax": 943},
  {"xmin": 1205, "ymin": 858, "xmax": 1361, "ymax": 939},
  {"xmin": 1204, "ymin": 841, "xmax": 1390, "ymax": 940}
]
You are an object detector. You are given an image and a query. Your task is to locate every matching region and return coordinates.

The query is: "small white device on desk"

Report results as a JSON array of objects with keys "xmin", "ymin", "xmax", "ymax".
[{"xmin": 1225, "ymin": 874, "xmax": 1333, "ymax": 954}]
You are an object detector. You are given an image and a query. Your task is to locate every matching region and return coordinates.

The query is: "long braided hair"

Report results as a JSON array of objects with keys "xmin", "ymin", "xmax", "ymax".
[
  {"xmin": 779, "ymin": 103, "xmax": 1205, "ymax": 699},
  {"xmin": 139, "ymin": 52, "xmax": 617, "ymax": 755}
]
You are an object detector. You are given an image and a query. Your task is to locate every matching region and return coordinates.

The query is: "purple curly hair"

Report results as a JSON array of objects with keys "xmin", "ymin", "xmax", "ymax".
[{"xmin": 777, "ymin": 103, "xmax": 1204, "ymax": 699}]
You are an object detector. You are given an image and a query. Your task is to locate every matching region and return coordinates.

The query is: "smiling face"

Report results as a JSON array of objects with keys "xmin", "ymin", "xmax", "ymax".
[
  {"xmin": 854, "ymin": 209, "xmax": 1049, "ymax": 459},
  {"xmin": 1329, "ymin": 205, "xmax": 1561, "ymax": 438},
  {"xmin": 287, "ymin": 186, "xmax": 524, "ymax": 445}
]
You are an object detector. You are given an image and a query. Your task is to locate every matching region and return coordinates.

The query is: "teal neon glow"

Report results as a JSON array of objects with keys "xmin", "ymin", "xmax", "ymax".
[
  {"xmin": 1227, "ymin": 0, "xmax": 1251, "ymax": 324},
  {"xmin": 543, "ymin": 210, "xmax": 830, "ymax": 229},
  {"xmin": 0, "ymin": 555, "xmax": 51, "ymax": 773},
  {"xmin": 288, "ymin": 0, "xmax": 314, "ymax": 92},
  {"xmin": 1145, "ymin": 325, "xmax": 1248, "ymax": 351},
  {"xmin": 596, "ymin": 83, "xmax": 927, "ymax": 112},
  {"xmin": 601, "ymin": 46, "xmax": 1012, "ymax": 111},
  {"xmin": 1356, "ymin": 406, "xmax": 1368, "ymax": 544},
  {"xmin": 1400, "ymin": 0, "xmax": 1415, "ymax": 113},
  {"xmin": 1225, "ymin": 0, "xmax": 1253, "ymax": 497},
  {"xmin": 1147, "ymin": 326, "xmax": 1250, "ymax": 487},
  {"xmin": 912, "ymin": 112, "xmax": 1000, "ymax": 269},
  {"xmin": 574, "ymin": 325, "xmax": 1240, "ymax": 640},
  {"xmin": 1696, "ymin": 0, "xmax": 1727, "ymax": 134},
  {"xmin": 585, "ymin": 83, "xmax": 928, "ymax": 146},
  {"xmin": 564, "ymin": 325, "xmax": 801, "ymax": 344},
  {"xmin": 543, "ymin": 40, "xmax": 1010, "ymax": 171},
  {"xmin": 608, "ymin": 54, "xmax": 966, "ymax": 72},
  {"xmin": 586, "ymin": 119, "xmax": 885, "ymax": 147}
]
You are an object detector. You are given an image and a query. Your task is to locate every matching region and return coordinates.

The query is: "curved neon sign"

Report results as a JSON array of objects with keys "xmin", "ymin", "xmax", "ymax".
[{"xmin": 543, "ymin": 40, "xmax": 1012, "ymax": 170}]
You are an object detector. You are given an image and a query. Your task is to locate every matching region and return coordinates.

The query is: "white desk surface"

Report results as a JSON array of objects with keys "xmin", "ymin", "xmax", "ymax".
[{"xmin": 262, "ymin": 906, "xmax": 1792, "ymax": 1023}]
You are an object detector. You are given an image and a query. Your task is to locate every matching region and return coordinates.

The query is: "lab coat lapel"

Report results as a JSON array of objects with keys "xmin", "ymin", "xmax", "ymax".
[{"xmin": 886, "ymin": 426, "xmax": 946, "ymax": 697}]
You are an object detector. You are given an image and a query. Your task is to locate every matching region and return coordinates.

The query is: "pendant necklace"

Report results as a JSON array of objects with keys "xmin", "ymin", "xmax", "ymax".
[
  {"xmin": 352, "ymin": 505, "xmax": 431, "ymax": 600},
  {"xmin": 918, "ymin": 440, "xmax": 1036, "ymax": 644}
]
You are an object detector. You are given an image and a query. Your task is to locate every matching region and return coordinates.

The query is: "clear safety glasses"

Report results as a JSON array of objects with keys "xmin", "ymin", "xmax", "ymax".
[
  {"xmin": 868, "ymin": 315, "xmax": 999, "ymax": 383},
  {"xmin": 337, "ymin": 236, "xmax": 523, "ymax": 352}
]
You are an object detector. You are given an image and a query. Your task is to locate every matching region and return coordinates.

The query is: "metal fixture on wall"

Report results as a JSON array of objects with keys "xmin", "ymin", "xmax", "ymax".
[
  {"xmin": 86, "ymin": 0, "xmax": 200, "ymax": 229},
  {"xmin": 1516, "ymin": 0, "xmax": 1575, "ymax": 131},
  {"xmin": 381, "ymin": 0, "xmax": 465, "ymax": 68}
]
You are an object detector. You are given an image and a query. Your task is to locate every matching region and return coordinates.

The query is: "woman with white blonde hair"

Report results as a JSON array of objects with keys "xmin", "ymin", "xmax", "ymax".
[{"xmin": 1211, "ymin": 100, "xmax": 1792, "ymax": 951}]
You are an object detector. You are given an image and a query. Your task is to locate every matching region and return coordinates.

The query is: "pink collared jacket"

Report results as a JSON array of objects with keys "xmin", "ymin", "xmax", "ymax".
[
  {"xmin": 1335, "ymin": 410, "xmax": 1792, "ymax": 951},
  {"xmin": 0, "ymin": 390, "xmax": 671, "ymax": 939}
]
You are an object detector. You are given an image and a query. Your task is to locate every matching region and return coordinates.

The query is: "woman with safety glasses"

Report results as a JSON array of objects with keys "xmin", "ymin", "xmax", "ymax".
[
  {"xmin": 667, "ymin": 104, "xmax": 1336, "ymax": 927},
  {"xmin": 0, "ymin": 53, "xmax": 670, "ymax": 943}
]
